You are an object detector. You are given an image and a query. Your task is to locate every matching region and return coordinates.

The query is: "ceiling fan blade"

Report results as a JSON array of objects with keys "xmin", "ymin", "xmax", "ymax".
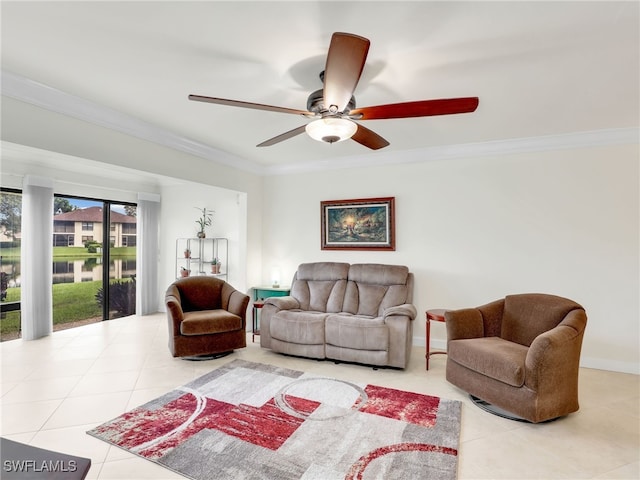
[
  {"xmin": 189, "ymin": 94, "xmax": 314, "ymax": 116},
  {"xmin": 257, "ymin": 125, "xmax": 308, "ymax": 147},
  {"xmin": 322, "ymin": 32, "xmax": 370, "ymax": 113},
  {"xmin": 351, "ymin": 124, "xmax": 390, "ymax": 150},
  {"xmin": 350, "ymin": 97, "xmax": 479, "ymax": 120}
]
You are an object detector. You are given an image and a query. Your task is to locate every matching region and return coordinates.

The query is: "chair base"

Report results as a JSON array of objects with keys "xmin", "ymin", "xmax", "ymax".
[
  {"xmin": 469, "ymin": 395, "xmax": 560, "ymax": 423},
  {"xmin": 181, "ymin": 351, "xmax": 233, "ymax": 361}
]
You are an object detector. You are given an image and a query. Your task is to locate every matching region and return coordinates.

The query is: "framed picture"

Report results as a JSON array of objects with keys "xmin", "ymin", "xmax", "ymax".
[{"xmin": 321, "ymin": 197, "xmax": 395, "ymax": 251}]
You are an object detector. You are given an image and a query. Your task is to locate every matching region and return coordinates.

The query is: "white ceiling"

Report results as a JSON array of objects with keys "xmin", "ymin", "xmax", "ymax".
[{"xmin": 1, "ymin": 1, "xmax": 639, "ymax": 173}]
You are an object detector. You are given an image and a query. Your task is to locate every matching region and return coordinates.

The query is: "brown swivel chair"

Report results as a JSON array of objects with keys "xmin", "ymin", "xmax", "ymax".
[
  {"xmin": 165, "ymin": 276, "xmax": 250, "ymax": 358},
  {"xmin": 445, "ymin": 293, "xmax": 587, "ymax": 423}
]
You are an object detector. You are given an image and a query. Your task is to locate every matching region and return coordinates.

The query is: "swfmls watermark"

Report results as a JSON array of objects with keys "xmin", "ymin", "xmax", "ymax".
[{"xmin": 3, "ymin": 459, "xmax": 79, "ymax": 473}]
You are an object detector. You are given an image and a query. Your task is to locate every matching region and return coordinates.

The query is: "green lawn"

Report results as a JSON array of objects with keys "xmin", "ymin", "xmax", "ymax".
[
  {"xmin": 0, "ymin": 282, "xmax": 124, "ymax": 333},
  {"xmin": 51, "ymin": 281, "xmax": 103, "ymax": 323},
  {"xmin": 1, "ymin": 281, "xmax": 104, "ymax": 336},
  {"xmin": 0, "ymin": 246, "xmax": 136, "ymax": 338}
]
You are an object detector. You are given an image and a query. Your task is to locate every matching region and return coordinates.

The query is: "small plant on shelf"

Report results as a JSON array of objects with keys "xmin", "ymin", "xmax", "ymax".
[
  {"xmin": 184, "ymin": 248, "xmax": 191, "ymax": 258},
  {"xmin": 195, "ymin": 207, "xmax": 213, "ymax": 238},
  {"xmin": 211, "ymin": 257, "xmax": 221, "ymax": 274}
]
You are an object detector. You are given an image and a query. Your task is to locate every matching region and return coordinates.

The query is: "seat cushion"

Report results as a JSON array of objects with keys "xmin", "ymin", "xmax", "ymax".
[
  {"xmin": 181, "ymin": 310, "xmax": 242, "ymax": 336},
  {"xmin": 270, "ymin": 310, "xmax": 328, "ymax": 345},
  {"xmin": 448, "ymin": 337, "xmax": 528, "ymax": 387},
  {"xmin": 325, "ymin": 314, "xmax": 389, "ymax": 351}
]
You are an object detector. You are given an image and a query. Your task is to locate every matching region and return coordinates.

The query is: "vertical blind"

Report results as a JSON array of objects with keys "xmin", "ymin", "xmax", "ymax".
[
  {"xmin": 21, "ymin": 175, "xmax": 54, "ymax": 340},
  {"xmin": 136, "ymin": 192, "xmax": 161, "ymax": 315}
]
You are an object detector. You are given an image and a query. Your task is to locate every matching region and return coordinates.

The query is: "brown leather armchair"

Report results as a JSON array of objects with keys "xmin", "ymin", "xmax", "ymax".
[
  {"xmin": 445, "ymin": 293, "xmax": 587, "ymax": 423},
  {"xmin": 165, "ymin": 276, "xmax": 250, "ymax": 358}
]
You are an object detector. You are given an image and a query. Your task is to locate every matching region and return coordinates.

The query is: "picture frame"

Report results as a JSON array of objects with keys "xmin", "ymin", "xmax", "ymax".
[{"xmin": 320, "ymin": 197, "xmax": 395, "ymax": 251}]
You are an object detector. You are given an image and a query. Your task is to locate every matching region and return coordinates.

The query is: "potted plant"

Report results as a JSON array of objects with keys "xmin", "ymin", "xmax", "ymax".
[
  {"xmin": 184, "ymin": 248, "xmax": 191, "ymax": 258},
  {"xmin": 195, "ymin": 207, "xmax": 213, "ymax": 238},
  {"xmin": 211, "ymin": 257, "xmax": 221, "ymax": 274},
  {"xmin": 180, "ymin": 267, "xmax": 190, "ymax": 278}
]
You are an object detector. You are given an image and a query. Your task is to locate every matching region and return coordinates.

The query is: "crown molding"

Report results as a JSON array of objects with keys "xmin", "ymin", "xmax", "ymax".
[
  {"xmin": 1, "ymin": 70, "xmax": 266, "ymax": 176},
  {"xmin": 264, "ymin": 127, "xmax": 640, "ymax": 175},
  {"xmin": 3, "ymin": 70, "xmax": 638, "ymax": 178}
]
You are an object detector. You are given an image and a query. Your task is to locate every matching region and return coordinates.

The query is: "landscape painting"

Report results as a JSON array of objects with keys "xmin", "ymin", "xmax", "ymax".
[{"xmin": 321, "ymin": 197, "xmax": 395, "ymax": 251}]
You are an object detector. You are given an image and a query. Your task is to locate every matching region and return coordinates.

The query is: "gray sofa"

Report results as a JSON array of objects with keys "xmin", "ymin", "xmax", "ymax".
[{"xmin": 260, "ymin": 262, "xmax": 417, "ymax": 368}]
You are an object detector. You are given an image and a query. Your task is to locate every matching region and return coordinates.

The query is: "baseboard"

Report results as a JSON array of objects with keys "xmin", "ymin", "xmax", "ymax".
[{"xmin": 579, "ymin": 357, "xmax": 639, "ymax": 375}]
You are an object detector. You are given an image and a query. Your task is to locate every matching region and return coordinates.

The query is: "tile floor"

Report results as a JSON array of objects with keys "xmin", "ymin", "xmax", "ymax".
[{"xmin": 1, "ymin": 313, "xmax": 638, "ymax": 479}]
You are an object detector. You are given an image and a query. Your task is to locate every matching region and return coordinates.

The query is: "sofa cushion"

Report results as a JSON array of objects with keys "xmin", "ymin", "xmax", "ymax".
[
  {"xmin": 270, "ymin": 310, "xmax": 327, "ymax": 345},
  {"xmin": 343, "ymin": 264, "xmax": 411, "ymax": 316},
  {"xmin": 348, "ymin": 263, "xmax": 409, "ymax": 285},
  {"xmin": 175, "ymin": 277, "xmax": 223, "ymax": 311},
  {"xmin": 347, "ymin": 284, "xmax": 388, "ymax": 317},
  {"xmin": 501, "ymin": 293, "xmax": 583, "ymax": 347},
  {"xmin": 181, "ymin": 310, "xmax": 242, "ymax": 336},
  {"xmin": 290, "ymin": 262, "xmax": 349, "ymax": 312},
  {"xmin": 325, "ymin": 314, "xmax": 389, "ymax": 351},
  {"xmin": 448, "ymin": 337, "xmax": 528, "ymax": 387}
]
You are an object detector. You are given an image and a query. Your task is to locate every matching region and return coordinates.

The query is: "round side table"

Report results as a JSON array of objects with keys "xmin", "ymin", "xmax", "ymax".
[{"xmin": 426, "ymin": 309, "xmax": 448, "ymax": 370}]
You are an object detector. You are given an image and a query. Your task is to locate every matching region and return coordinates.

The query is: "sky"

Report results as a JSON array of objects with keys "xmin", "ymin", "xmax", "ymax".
[{"xmin": 67, "ymin": 198, "xmax": 128, "ymax": 214}]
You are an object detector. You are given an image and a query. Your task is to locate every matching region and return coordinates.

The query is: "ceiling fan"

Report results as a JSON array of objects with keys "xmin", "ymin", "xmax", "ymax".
[{"xmin": 189, "ymin": 32, "xmax": 479, "ymax": 150}]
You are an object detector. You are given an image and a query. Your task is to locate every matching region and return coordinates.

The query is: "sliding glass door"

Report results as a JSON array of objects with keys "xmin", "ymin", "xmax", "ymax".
[
  {"xmin": 106, "ymin": 202, "xmax": 137, "ymax": 319},
  {"xmin": 52, "ymin": 196, "xmax": 137, "ymax": 329},
  {"xmin": 52, "ymin": 197, "xmax": 103, "ymax": 329}
]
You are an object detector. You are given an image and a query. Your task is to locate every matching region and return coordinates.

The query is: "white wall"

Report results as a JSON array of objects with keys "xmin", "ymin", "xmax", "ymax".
[
  {"xmin": 262, "ymin": 144, "xmax": 639, "ymax": 374},
  {"xmin": 159, "ymin": 182, "xmax": 247, "ymax": 304}
]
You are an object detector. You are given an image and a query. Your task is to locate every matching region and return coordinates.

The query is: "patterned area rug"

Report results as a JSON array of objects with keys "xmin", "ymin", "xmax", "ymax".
[{"xmin": 87, "ymin": 359, "xmax": 461, "ymax": 479}]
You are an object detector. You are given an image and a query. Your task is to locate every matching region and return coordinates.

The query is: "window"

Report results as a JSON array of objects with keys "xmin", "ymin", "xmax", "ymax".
[
  {"xmin": 0, "ymin": 189, "xmax": 22, "ymax": 341},
  {"xmin": 82, "ymin": 221, "xmax": 93, "ymax": 231}
]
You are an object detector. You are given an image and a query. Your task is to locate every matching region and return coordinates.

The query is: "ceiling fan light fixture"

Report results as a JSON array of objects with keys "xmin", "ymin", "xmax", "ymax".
[{"xmin": 305, "ymin": 118, "xmax": 357, "ymax": 144}]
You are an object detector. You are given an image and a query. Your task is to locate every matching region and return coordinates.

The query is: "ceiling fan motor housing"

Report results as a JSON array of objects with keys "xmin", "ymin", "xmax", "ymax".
[{"xmin": 306, "ymin": 88, "xmax": 356, "ymax": 115}]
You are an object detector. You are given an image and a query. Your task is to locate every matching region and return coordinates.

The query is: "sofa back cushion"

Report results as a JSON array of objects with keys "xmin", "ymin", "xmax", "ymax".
[
  {"xmin": 501, "ymin": 293, "xmax": 584, "ymax": 346},
  {"xmin": 290, "ymin": 262, "xmax": 350, "ymax": 312},
  {"xmin": 343, "ymin": 264, "xmax": 412, "ymax": 317},
  {"xmin": 174, "ymin": 276, "xmax": 223, "ymax": 311}
]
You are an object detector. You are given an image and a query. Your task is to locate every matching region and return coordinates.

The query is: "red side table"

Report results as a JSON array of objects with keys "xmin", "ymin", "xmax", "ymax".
[
  {"xmin": 426, "ymin": 309, "xmax": 448, "ymax": 370},
  {"xmin": 252, "ymin": 301, "xmax": 265, "ymax": 342}
]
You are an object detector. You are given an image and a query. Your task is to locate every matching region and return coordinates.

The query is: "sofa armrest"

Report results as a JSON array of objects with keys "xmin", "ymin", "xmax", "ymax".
[
  {"xmin": 445, "ymin": 308, "xmax": 484, "ymax": 341},
  {"xmin": 165, "ymin": 286, "xmax": 184, "ymax": 335},
  {"xmin": 383, "ymin": 303, "xmax": 417, "ymax": 321},
  {"xmin": 260, "ymin": 296, "xmax": 300, "ymax": 350},
  {"xmin": 525, "ymin": 309, "xmax": 587, "ymax": 392},
  {"xmin": 265, "ymin": 295, "xmax": 300, "ymax": 311},
  {"xmin": 228, "ymin": 290, "xmax": 250, "ymax": 325}
]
